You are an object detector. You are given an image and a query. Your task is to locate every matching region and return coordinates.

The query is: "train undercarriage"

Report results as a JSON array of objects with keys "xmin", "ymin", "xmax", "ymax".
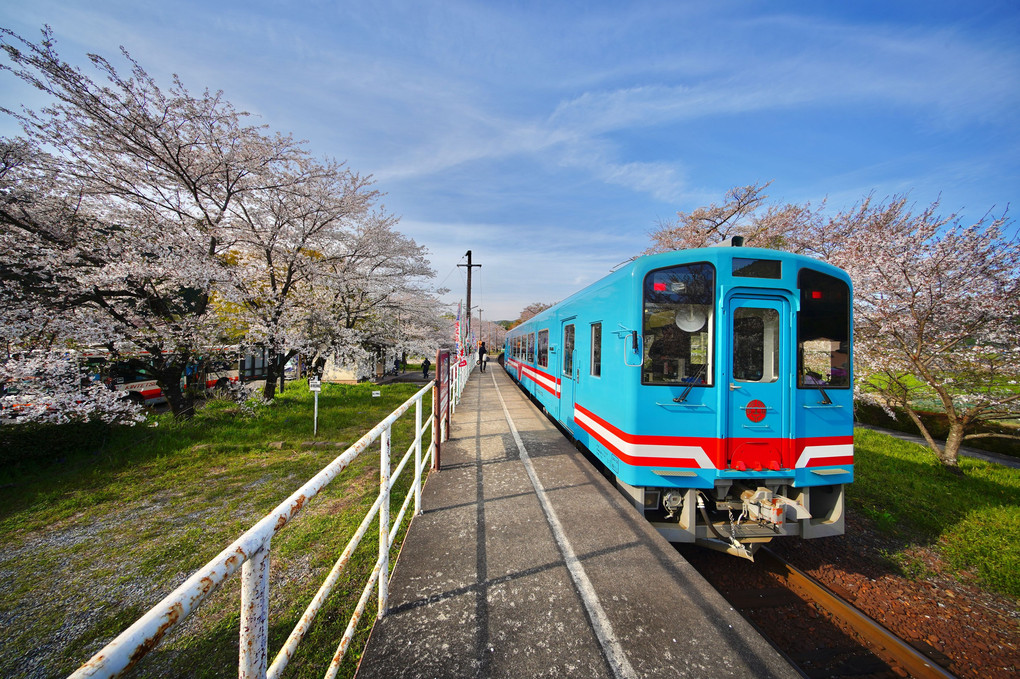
[{"xmin": 617, "ymin": 478, "xmax": 846, "ymax": 560}]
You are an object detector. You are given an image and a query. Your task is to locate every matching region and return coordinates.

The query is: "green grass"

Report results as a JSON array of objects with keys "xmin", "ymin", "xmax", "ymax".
[
  {"xmin": 3, "ymin": 393, "xmax": 1017, "ymax": 677},
  {"xmin": 0, "ymin": 379, "xmax": 431, "ymax": 679},
  {"xmin": 850, "ymin": 427, "xmax": 1020, "ymax": 597}
]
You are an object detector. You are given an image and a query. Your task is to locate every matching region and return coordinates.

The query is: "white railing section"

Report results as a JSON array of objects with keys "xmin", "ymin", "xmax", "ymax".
[{"xmin": 69, "ymin": 367, "xmax": 472, "ymax": 679}]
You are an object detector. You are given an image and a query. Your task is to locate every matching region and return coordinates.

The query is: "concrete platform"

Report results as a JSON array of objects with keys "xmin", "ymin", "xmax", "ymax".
[{"xmin": 356, "ymin": 368, "xmax": 799, "ymax": 678}]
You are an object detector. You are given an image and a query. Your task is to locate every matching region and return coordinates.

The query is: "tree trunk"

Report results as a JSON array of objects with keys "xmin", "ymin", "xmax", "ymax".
[
  {"xmin": 156, "ymin": 362, "xmax": 195, "ymax": 419},
  {"xmin": 263, "ymin": 358, "xmax": 280, "ymax": 401},
  {"xmin": 902, "ymin": 401, "xmax": 964, "ymax": 472},
  {"xmin": 279, "ymin": 352, "xmax": 286, "ymax": 394},
  {"xmin": 938, "ymin": 421, "xmax": 965, "ymax": 471},
  {"xmin": 262, "ymin": 350, "xmax": 296, "ymax": 401}
]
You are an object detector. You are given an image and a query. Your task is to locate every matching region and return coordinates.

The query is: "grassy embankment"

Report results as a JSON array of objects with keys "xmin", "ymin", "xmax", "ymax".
[
  {"xmin": 1, "ymin": 382, "xmax": 1017, "ymax": 678},
  {"xmin": 0, "ymin": 379, "xmax": 431, "ymax": 679},
  {"xmin": 849, "ymin": 428, "xmax": 1020, "ymax": 597}
]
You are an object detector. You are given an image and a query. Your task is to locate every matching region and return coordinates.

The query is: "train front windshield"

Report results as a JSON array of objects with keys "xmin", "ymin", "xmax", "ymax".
[
  {"xmin": 642, "ymin": 263, "xmax": 715, "ymax": 386},
  {"xmin": 798, "ymin": 269, "xmax": 851, "ymax": 388}
]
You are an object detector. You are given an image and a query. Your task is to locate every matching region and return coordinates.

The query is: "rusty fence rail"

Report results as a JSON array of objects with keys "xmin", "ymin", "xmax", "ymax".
[{"xmin": 70, "ymin": 362, "xmax": 473, "ymax": 679}]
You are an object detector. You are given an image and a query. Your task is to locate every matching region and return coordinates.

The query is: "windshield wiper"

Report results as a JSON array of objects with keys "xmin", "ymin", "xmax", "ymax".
[{"xmin": 674, "ymin": 362, "xmax": 707, "ymax": 403}]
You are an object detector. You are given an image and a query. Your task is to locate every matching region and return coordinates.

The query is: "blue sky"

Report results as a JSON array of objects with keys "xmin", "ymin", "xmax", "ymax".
[{"xmin": 2, "ymin": 1, "xmax": 1018, "ymax": 321}]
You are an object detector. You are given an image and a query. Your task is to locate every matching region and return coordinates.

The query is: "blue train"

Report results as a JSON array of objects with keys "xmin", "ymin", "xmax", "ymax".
[{"xmin": 504, "ymin": 242, "xmax": 853, "ymax": 558}]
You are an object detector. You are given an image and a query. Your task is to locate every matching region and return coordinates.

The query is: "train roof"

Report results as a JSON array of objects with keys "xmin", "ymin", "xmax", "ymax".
[{"xmin": 510, "ymin": 246, "xmax": 850, "ymax": 332}]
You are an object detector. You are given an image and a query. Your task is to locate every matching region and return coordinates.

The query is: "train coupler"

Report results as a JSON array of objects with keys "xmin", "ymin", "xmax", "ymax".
[{"xmin": 739, "ymin": 487, "xmax": 811, "ymax": 530}]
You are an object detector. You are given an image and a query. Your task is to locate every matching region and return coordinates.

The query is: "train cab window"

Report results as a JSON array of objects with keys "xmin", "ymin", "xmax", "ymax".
[
  {"xmin": 798, "ymin": 269, "xmax": 851, "ymax": 388},
  {"xmin": 642, "ymin": 263, "xmax": 715, "ymax": 386},
  {"xmin": 590, "ymin": 322, "xmax": 602, "ymax": 377},
  {"xmin": 563, "ymin": 324, "xmax": 575, "ymax": 377},
  {"xmin": 733, "ymin": 308, "xmax": 780, "ymax": 383},
  {"xmin": 537, "ymin": 330, "xmax": 549, "ymax": 368}
]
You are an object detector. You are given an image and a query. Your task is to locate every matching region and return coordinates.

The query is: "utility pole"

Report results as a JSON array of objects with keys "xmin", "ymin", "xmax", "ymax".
[{"xmin": 458, "ymin": 250, "xmax": 482, "ymax": 339}]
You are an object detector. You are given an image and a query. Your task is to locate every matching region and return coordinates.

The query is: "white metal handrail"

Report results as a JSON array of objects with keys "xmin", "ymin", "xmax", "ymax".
[{"xmin": 68, "ymin": 374, "xmax": 467, "ymax": 679}]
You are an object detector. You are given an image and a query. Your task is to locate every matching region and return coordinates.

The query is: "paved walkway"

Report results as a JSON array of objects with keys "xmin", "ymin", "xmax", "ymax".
[{"xmin": 356, "ymin": 368, "xmax": 798, "ymax": 679}]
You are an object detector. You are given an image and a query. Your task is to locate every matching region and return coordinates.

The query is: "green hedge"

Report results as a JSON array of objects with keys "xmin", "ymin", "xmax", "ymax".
[{"xmin": 855, "ymin": 402, "xmax": 1019, "ymax": 458}]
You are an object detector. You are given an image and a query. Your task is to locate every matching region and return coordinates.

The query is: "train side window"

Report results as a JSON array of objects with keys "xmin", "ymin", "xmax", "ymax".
[
  {"xmin": 590, "ymin": 322, "xmax": 602, "ymax": 377},
  {"xmin": 798, "ymin": 269, "xmax": 851, "ymax": 388},
  {"xmin": 527, "ymin": 333, "xmax": 535, "ymax": 363},
  {"xmin": 642, "ymin": 263, "xmax": 715, "ymax": 386},
  {"xmin": 563, "ymin": 324, "xmax": 575, "ymax": 376},
  {"xmin": 733, "ymin": 308, "xmax": 780, "ymax": 383},
  {"xmin": 537, "ymin": 330, "xmax": 549, "ymax": 368}
]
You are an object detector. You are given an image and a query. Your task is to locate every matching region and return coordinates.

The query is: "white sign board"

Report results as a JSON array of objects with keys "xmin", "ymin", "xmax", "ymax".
[
  {"xmin": 309, "ymin": 378, "xmax": 321, "ymax": 392},
  {"xmin": 372, "ymin": 390, "xmax": 381, "ymax": 398}
]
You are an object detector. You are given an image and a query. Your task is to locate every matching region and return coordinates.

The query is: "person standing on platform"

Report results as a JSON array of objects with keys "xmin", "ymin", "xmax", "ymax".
[{"xmin": 478, "ymin": 342, "xmax": 487, "ymax": 372}]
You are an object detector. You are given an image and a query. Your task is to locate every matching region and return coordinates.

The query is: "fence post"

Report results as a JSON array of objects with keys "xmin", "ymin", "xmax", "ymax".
[
  {"xmin": 451, "ymin": 361, "xmax": 459, "ymax": 416},
  {"xmin": 240, "ymin": 541, "xmax": 271, "ymax": 679},
  {"xmin": 378, "ymin": 426, "xmax": 390, "ymax": 619},
  {"xmin": 414, "ymin": 398, "xmax": 422, "ymax": 516}
]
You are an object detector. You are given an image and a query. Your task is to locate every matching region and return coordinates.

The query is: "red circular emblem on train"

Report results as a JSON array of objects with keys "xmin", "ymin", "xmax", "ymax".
[{"xmin": 746, "ymin": 400, "xmax": 767, "ymax": 423}]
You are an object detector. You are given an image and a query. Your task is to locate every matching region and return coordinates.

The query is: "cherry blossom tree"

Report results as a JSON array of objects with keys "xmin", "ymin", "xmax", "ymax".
[
  {"xmin": 2, "ymin": 28, "xmax": 442, "ymax": 415},
  {"xmin": 648, "ymin": 185, "xmax": 1020, "ymax": 467},
  {"xmin": 0, "ymin": 349, "xmax": 143, "ymax": 425},
  {"xmin": 300, "ymin": 210, "xmax": 445, "ymax": 384},
  {"xmin": 646, "ymin": 181, "xmax": 823, "ymax": 254},
  {"xmin": 825, "ymin": 197, "xmax": 1020, "ymax": 468},
  {"xmin": 516, "ymin": 302, "xmax": 553, "ymax": 325},
  {"xmin": 218, "ymin": 157, "xmax": 379, "ymax": 399},
  {"xmin": 0, "ymin": 27, "xmax": 315, "ymax": 416}
]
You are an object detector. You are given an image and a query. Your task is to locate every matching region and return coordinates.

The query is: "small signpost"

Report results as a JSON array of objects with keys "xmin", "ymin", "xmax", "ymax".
[{"xmin": 309, "ymin": 377, "xmax": 321, "ymax": 436}]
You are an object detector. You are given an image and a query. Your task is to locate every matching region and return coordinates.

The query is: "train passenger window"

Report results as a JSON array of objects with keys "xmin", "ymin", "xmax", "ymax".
[
  {"xmin": 563, "ymin": 324, "xmax": 575, "ymax": 377},
  {"xmin": 590, "ymin": 322, "xmax": 602, "ymax": 377},
  {"xmin": 733, "ymin": 258, "xmax": 782, "ymax": 279},
  {"xmin": 733, "ymin": 308, "xmax": 780, "ymax": 383},
  {"xmin": 527, "ymin": 333, "xmax": 535, "ymax": 363},
  {"xmin": 798, "ymin": 269, "xmax": 851, "ymax": 388},
  {"xmin": 537, "ymin": 330, "xmax": 549, "ymax": 368},
  {"xmin": 642, "ymin": 263, "xmax": 715, "ymax": 386}
]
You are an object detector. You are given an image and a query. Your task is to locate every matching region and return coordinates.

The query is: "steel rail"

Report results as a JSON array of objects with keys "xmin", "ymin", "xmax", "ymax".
[{"xmin": 757, "ymin": 548, "xmax": 957, "ymax": 679}]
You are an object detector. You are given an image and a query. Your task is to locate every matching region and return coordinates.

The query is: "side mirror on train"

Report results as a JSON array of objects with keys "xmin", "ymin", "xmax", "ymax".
[{"xmin": 631, "ymin": 331, "xmax": 638, "ymax": 352}]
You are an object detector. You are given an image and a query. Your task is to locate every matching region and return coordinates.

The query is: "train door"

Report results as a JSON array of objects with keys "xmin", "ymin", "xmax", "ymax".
[
  {"xmin": 725, "ymin": 297, "xmax": 790, "ymax": 471},
  {"xmin": 559, "ymin": 319, "xmax": 576, "ymax": 427}
]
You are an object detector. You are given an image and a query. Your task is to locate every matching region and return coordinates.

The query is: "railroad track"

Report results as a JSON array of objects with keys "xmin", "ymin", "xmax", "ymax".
[
  {"xmin": 679, "ymin": 545, "xmax": 958, "ymax": 679},
  {"xmin": 755, "ymin": 548, "xmax": 955, "ymax": 679}
]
